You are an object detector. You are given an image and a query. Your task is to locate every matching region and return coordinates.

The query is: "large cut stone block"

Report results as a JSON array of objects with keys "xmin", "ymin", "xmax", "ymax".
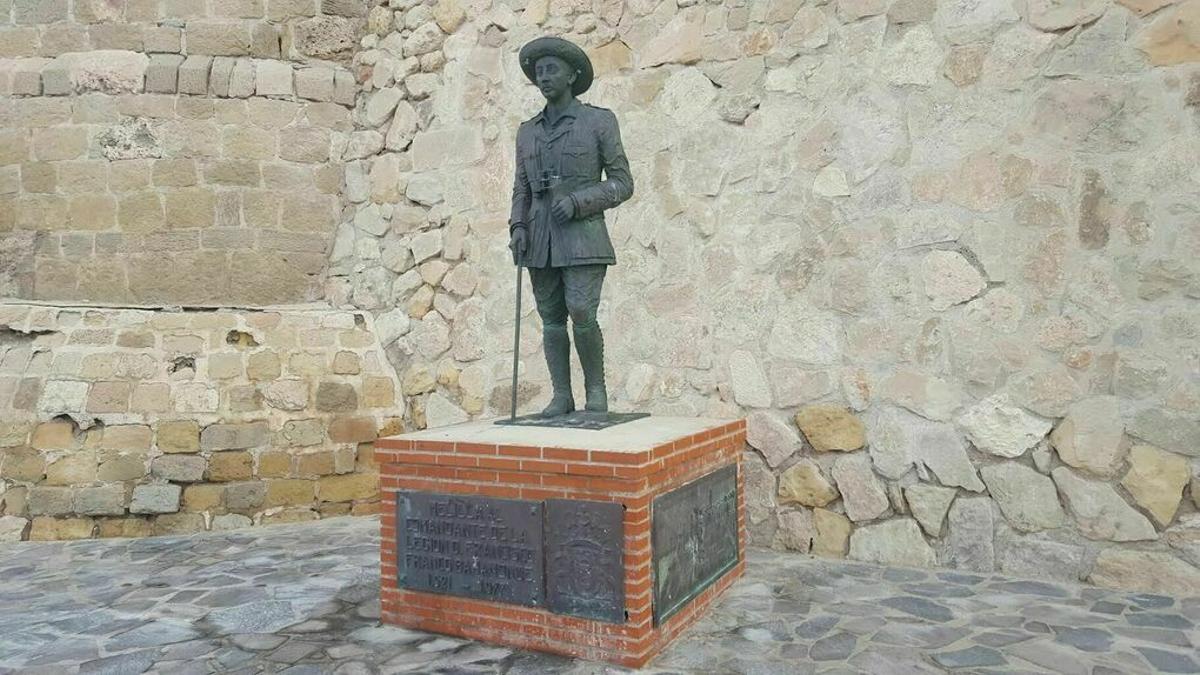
[{"xmin": 145, "ymin": 54, "xmax": 184, "ymax": 93}]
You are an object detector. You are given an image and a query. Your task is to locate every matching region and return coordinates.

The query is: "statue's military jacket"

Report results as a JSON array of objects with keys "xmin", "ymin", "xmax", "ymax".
[{"xmin": 509, "ymin": 100, "xmax": 634, "ymax": 269}]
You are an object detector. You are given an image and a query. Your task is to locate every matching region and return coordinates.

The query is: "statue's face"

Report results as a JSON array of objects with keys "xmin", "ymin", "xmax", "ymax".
[{"xmin": 534, "ymin": 55, "xmax": 576, "ymax": 101}]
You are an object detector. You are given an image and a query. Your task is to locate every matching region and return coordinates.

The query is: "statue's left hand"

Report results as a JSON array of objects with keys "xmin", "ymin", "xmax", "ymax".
[{"xmin": 551, "ymin": 197, "xmax": 574, "ymax": 224}]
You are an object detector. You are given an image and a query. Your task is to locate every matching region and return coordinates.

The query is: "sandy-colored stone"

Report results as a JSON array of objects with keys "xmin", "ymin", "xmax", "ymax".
[
  {"xmin": 1049, "ymin": 397, "xmax": 1126, "ymax": 478},
  {"xmin": 45, "ymin": 451, "xmax": 97, "ymax": 486},
  {"xmin": 811, "ymin": 508, "xmax": 851, "ymax": 558},
  {"xmin": 157, "ymin": 420, "xmax": 200, "ymax": 454},
  {"xmin": 1136, "ymin": 0, "xmax": 1200, "ymax": 65},
  {"xmin": 31, "ymin": 420, "xmax": 77, "ymax": 450},
  {"xmin": 1121, "ymin": 444, "xmax": 1190, "ymax": 527},
  {"xmin": 207, "ymin": 451, "xmax": 253, "ymax": 482},
  {"xmin": 265, "ymin": 479, "xmax": 315, "ymax": 507},
  {"xmin": 317, "ymin": 473, "xmax": 377, "ymax": 502},
  {"xmin": 795, "ymin": 406, "xmax": 865, "ymax": 452},
  {"xmin": 29, "ymin": 517, "xmax": 94, "ymax": 540},
  {"xmin": 1089, "ymin": 549, "xmax": 1200, "ymax": 596},
  {"xmin": 777, "ymin": 459, "xmax": 839, "ymax": 507},
  {"xmin": 183, "ymin": 484, "xmax": 224, "ymax": 512}
]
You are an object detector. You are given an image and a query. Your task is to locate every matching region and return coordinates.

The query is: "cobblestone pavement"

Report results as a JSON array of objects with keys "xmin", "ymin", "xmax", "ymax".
[{"xmin": 1, "ymin": 517, "xmax": 1198, "ymax": 675}]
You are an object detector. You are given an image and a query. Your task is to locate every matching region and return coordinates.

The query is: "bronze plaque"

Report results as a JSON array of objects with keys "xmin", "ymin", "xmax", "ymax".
[
  {"xmin": 545, "ymin": 499, "xmax": 625, "ymax": 623},
  {"xmin": 651, "ymin": 464, "xmax": 739, "ymax": 624},
  {"xmin": 397, "ymin": 492, "xmax": 544, "ymax": 608}
]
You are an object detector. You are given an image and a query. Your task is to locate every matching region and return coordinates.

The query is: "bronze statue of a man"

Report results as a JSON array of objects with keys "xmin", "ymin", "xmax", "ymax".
[{"xmin": 509, "ymin": 37, "xmax": 634, "ymax": 416}]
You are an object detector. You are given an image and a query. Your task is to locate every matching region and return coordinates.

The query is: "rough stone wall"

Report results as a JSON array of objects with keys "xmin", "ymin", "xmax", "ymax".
[
  {"xmin": 0, "ymin": 303, "xmax": 401, "ymax": 541},
  {"xmin": 337, "ymin": 0, "xmax": 1200, "ymax": 594},
  {"xmin": 0, "ymin": 0, "xmax": 365, "ymax": 304}
]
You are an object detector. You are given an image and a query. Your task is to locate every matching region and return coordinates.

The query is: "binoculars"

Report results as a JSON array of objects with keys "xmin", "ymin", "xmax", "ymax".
[{"xmin": 534, "ymin": 170, "xmax": 561, "ymax": 195}]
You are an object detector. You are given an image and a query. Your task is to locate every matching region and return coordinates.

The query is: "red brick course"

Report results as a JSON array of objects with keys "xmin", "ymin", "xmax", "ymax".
[{"xmin": 376, "ymin": 419, "xmax": 746, "ymax": 667}]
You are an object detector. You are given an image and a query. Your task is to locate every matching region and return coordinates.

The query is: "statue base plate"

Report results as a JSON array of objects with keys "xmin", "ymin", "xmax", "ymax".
[
  {"xmin": 493, "ymin": 411, "xmax": 650, "ymax": 430},
  {"xmin": 375, "ymin": 416, "xmax": 747, "ymax": 668}
]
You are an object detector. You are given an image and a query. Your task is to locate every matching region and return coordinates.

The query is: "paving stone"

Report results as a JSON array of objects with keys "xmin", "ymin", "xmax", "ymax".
[
  {"xmin": 1008, "ymin": 640, "xmax": 1093, "ymax": 675},
  {"xmin": 931, "ymin": 645, "xmax": 1006, "ymax": 668},
  {"xmin": 204, "ymin": 600, "xmax": 297, "ymax": 635},
  {"xmin": 1112, "ymin": 625, "xmax": 1195, "ymax": 648},
  {"xmin": 1134, "ymin": 646, "xmax": 1200, "ymax": 673},
  {"xmin": 78, "ymin": 649, "xmax": 158, "ymax": 674},
  {"xmin": 230, "ymin": 633, "xmax": 287, "ymax": 651},
  {"xmin": 974, "ymin": 630, "xmax": 1034, "ymax": 647},
  {"xmin": 987, "ymin": 580, "xmax": 1072, "ymax": 598},
  {"xmin": 1127, "ymin": 612, "xmax": 1194, "ymax": 629},
  {"xmin": 1129, "ymin": 593, "xmax": 1176, "ymax": 609},
  {"xmin": 794, "ymin": 614, "xmax": 840, "ymax": 639},
  {"xmin": 1051, "ymin": 625, "xmax": 1113, "ymax": 652},
  {"xmin": 879, "ymin": 595, "xmax": 955, "ymax": 622},
  {"xmin": 809, "ymin": 631, "xmax": 857, "ymax": 661},
  {"xmin": 108, "ymin": 619, "xmax": 201, "ymax": 649},
  {"xmin": 266, "ymin": 640, "xmax": 321, "ymax": 663}
]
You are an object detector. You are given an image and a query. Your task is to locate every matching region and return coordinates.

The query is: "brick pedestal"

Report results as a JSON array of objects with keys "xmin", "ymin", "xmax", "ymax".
[{"xmin": 374, "ymin": 416, "xmax": 746, "ymax": 668}]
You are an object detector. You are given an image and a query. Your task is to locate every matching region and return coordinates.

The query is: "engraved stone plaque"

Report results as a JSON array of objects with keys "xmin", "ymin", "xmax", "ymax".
[
  {"xmin": 651, "ymin": 464, "xmax": 739, "ymax": 624},
  {"xmin": 397, "ymin": 492, "xmax": 544, "ymax": 608},
  {"xmin": 545, "ymin": 499, "xmax": 625, "ymax": 623}
]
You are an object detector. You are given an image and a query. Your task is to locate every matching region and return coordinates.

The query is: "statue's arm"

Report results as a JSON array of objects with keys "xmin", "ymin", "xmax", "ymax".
[
  {"xmin": 569, "ymin": 110, "xmax": 634, "ymax": 220},
  {"xmin": 509, "ymin": 131, "xmax": 531, "ymax": 235}
]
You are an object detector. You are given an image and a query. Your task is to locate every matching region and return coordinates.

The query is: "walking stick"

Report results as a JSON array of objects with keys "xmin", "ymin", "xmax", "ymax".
[{"xmin": 510, "ymin": 263, "xmax": 522, "ymax": 422}]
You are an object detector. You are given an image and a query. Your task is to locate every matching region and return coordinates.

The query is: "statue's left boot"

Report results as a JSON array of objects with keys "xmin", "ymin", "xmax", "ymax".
[{"xmin": 573, "ymin": 321, "xmax": 608, "ymax": 413}]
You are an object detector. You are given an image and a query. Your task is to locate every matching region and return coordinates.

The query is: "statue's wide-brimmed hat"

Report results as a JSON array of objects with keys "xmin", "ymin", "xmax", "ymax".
[{"xmin": 519, "ymin": 36, "xmax": 594, "ymax": 96}]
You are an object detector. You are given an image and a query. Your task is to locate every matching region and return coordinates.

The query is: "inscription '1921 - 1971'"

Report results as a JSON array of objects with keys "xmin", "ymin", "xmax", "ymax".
[{"xmin": 398, "ymin": 493, "xmax": 544, "ymax": 607}]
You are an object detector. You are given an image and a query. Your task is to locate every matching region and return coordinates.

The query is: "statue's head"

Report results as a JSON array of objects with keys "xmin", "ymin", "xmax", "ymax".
[
  {"xmin": 519, "ymin": 37, "xmax": 594, "ymax": 99},
  {"xmin": 534, "ymin": 55, "xmax": 576, "ymax": 102}
]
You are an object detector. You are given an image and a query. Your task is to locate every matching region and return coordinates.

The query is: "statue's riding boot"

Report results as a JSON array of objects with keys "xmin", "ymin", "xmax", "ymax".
[
  {"xmin": 573, "ymin": 322, "xmax": 608, "ymax": 413},
  {"xmin": 540, "ymin": 324, "xmax": 575, "ymax": 417}
]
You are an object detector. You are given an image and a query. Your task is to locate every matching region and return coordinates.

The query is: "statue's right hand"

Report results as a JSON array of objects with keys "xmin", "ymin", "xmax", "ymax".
[{"xmin": 509, "ymin": 228, "xmax": 527, "ymax": 263}]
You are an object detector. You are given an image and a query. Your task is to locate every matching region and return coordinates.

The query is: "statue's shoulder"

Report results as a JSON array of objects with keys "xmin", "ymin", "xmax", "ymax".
[
  {"xmin": 581, "ymin": 103, "xmax": 620, "ymax": 128},
  {"xmin": 582, "ymin": 103, "xmax": 615, "ymax": 117}
]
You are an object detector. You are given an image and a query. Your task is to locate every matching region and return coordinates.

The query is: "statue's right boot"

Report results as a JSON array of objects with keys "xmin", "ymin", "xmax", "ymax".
[{"xmin": 540, "ymin": 324, "xmax": 575, "ymax": 417}]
